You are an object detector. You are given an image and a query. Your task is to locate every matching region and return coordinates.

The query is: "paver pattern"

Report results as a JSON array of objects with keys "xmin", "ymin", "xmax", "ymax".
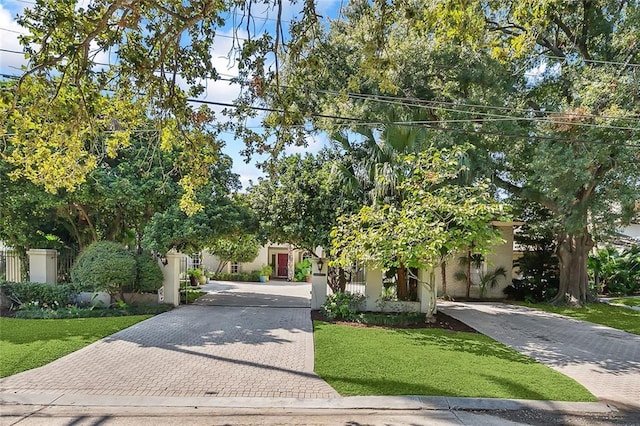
[
  {"xmin": 0, "ymin": 282, "xmax": 337, "ymax": 398},
  {"xmin": 440, "ymin": 302, "xmax": 640, "ymax": 408}
]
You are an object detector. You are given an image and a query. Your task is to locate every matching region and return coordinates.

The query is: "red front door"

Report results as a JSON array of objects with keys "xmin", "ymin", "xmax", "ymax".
[{"xmin": 277, "ymin": 253, "xmax": 288, "ymax": 277}]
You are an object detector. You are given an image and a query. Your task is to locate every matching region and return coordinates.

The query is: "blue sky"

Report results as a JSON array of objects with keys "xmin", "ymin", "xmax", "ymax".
[{"xmin": 0, "ymin": 0, "xmax": 342, "ymax": 189}]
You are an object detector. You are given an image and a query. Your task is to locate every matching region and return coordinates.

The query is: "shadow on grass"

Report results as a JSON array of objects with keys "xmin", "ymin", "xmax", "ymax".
[
  {"xmin": 318, "ymin": 372, "xmax": 561, "ymax": 400},
  {"xmin": 392, "ymin": 329, "xmax": 537, "ymax": 364},
  {"xmin": 0, "ymin": 316, "xmax": 150, "ymax": 345}
]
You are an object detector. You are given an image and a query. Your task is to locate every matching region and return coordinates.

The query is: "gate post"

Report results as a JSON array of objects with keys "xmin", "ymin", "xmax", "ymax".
[
  {"xmin": 311, "ymin": 257, "xmax": 328, "ymax": 310},
  {"xmin": 27, "ymin": 249, "xmax": 58, "ymax": 284},
  {"xmin": 161, "ymin": 251, "xmax": 183, "ymax": 306}
]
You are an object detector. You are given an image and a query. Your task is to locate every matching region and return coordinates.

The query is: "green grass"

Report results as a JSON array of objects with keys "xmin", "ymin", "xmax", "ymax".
[
  {"xmin": 180, "ymin": 287, "xmax": 206, "ymax": 303},
  {"xmin": 608, "ymin": 297, "xmax": 640, "ymax": 307},
  {"xmin": 313, "ymin": 321, "xmax": 596, "ymax": 401},
  {"xmin": 517, "ymin": 302, "xmax": 640, "ymax": 335},
  {"xmin": 0, "ymin": 316, "xmax": 151, "ymax": 378}
]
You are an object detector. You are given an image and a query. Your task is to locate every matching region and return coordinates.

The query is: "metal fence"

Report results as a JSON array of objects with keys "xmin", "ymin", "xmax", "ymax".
[
  {"xmin": 57, "ymin": 248, "xmax": 77, "ymax": 283},
  {"xmin": 0, "ymin": 248, "xmax": 27, "ymax": 282},
  {"xmin": 0, "ymin": 249, "xmax": 6, "ymax": 281}
]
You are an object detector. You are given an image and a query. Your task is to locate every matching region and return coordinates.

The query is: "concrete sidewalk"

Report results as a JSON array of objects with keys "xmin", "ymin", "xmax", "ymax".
[
  {"xmin": 0, "ymin": 394, "xmax": 619, "ymax": 426},
  {"xmin": 440, "ymin": 302, "xmax": 640, "ymax": 409}
]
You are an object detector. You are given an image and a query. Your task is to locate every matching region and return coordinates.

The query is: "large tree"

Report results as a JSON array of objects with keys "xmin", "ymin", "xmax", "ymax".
[
  {"xmin": 247, "ymin": 152, "xmax": 353, "ymax": 254},
  {"xmin": 3, "ymin": 0, "xmax": 639, "ymax": 306},
  {"xmin": 1, "ymin": 1, "xmax": 322, "ymax": 212},
  {"xmin": 267, "ymin": 0, "xmax": 640, "ymax": 306},
  {"xmin": 332, "ymin": 146, "xmax": 508, "ymax": 317}
]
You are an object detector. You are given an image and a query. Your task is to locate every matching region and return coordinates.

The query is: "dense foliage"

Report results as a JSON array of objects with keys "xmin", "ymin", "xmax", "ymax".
[
  {"xmin": 589, "ymin": 246, "xmax": 640, "ymax": 296},
  {"xmin": 321, "ymin": 292, "xmax": 366, "ymax": 321},
  {"xmin": 0, "ymin": 281, "xmax": 77, "ymax": 310},
  {"xmin": 70, "ymin": 241, "xmax": 163, "ymax": 297}
]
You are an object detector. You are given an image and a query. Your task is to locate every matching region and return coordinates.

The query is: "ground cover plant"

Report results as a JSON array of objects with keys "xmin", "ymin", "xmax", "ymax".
[
  {"xmin": 517, "ymin": 302, "xmax": 640, "ymax": 335},
  {"xmin": 180, "ymin": 286, "xmax": 206, "ymax": 303},
  {"xmin": 0, "ymin": 316, "xmax": 151, "ymax": 377},
  {"xmin": 313, "ymin": 321, "xmax": 596, "ymax": 401}
]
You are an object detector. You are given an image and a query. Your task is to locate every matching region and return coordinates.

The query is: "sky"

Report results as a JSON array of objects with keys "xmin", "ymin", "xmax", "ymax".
[{"xmin": 0, "ymin": 0, "xmax": 342, "ymax": 189}]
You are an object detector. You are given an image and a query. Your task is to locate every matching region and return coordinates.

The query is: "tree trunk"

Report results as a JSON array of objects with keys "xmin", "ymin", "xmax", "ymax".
[
  {"xmin": 551, "ymin": 231, "xmax": 594, "ymax": 306},
  {"xmin": 397, "ymin": 263, "xmax": 408, "ymax": 300},
  {"xmin": 338, "ymin": 267, "xmax": 347, "ymax": 292},
  {"xmin": 440, "ymin": 261, "xmax": 447, "ymax": 296},
  {"xmin": 465, "ymin": 250, "xmax": 472, "ymax": 298}
]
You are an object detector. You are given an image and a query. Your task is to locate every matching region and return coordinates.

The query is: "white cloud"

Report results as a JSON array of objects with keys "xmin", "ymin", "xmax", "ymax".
[
  {"xmin": 0, "ymin": 4, "xmax": 29, "ymax": 74},
  {"xmin": 284, "ymin": 132, "xmax": 327, "ymax": 155}
]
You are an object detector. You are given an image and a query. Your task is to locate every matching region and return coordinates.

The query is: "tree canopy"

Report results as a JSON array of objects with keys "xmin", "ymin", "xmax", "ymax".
[{"xmin": 2, "ymin": 0, "xmax": 639, "ymax": 305}]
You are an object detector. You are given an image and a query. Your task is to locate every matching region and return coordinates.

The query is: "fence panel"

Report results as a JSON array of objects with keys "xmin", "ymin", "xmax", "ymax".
[{"xmin": 57, "ymin": 248, "xmax": 77, "ymax": 284}]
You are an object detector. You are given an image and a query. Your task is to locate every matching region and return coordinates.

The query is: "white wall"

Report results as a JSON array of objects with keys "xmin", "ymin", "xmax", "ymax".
[
  {"xmin": 621, "ymin": 223, "xmax": 640, "ymax": 241},
  {"xmin": 202, "ymin": 244, "xmax": 308, "ymax": 275},
  {"xmin": 433, "ymin": 225, "xmax": 514, "ymax": 298}
]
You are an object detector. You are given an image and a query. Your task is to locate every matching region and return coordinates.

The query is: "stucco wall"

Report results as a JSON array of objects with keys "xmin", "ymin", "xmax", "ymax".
[
  {"xmin": 202, "ymin": 244, "xmax": 307, "ymax": 276},
  {"xmin": 434, "ymin": 225, "xmax": 514, "ymax": 299},
  {"xmin": 621, "ymin": 223, "xmax": 640, "ymax": 241}
]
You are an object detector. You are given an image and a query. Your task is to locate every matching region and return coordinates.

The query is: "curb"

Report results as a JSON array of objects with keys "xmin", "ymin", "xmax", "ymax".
[{"xmin": 0, "ymin": 393, "xmax": 617, "ymax": 414}]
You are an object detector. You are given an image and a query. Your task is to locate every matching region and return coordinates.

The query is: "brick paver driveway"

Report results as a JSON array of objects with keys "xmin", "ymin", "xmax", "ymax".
[
  {"xmin": 440, "ymin": 302, "xmax": 640, "ymax": 409},
  {"xmin": 0, "ymin": 281, "xmax": 337, "ymax": 398}
]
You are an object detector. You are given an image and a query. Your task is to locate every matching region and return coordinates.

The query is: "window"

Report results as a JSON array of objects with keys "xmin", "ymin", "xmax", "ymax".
[{"xmin": 231, "ymin": 262, "xmax": 240, "ymax": 274}]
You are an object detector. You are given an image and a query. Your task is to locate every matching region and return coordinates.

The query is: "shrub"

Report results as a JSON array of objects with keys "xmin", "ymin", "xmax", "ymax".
[
  {"xmin": 0, "ymin": 281, "xmax": 76, "ymax": 310},
  {"xmin": 71, "ymin": 241, "xmax": 136, "ymax": 295},
  {"xmin": 321, "ymin": 292, "xmax": 366, "ymax": 321},
  {"xmin": 504, "ymin": 279, "xmax": 558, "ymax": 303},
  {"xmin": 134, "ymin": 252, "xmax": 164, "ymax": 293},
  {"xmin": 504, "ymin": 250, "xmax": 559, "ymax": 302},
  {"xmin": 211, "ymin": 272, "xmax": 260, "ymax": 282},
  {"xmin": 294, "ymin": 258, "xmax": 312, "ymax": 282}
]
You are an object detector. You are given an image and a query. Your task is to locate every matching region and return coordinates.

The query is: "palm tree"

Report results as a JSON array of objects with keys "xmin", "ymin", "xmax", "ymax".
[
  {"xmin": 331, "ymin": 117, "xmax": 429, "ymax": 299},
  {"xmin": 454, "ymin": 255, "xmax": 507, "ymax": 299}
]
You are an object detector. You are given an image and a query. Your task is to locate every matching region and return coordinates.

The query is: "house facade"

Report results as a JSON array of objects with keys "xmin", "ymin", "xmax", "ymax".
[
  {"xmin": 341, "ymin": 222, "xmax": 517, "ymax": 313},
  {"xmin": 201, "ymin": 243, "xmax": 311, "ymax": 280}
]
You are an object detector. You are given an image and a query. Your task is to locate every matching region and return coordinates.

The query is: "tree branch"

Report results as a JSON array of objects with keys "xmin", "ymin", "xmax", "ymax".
[{"xmin": 492, "ymin": 173, "xmax": 559, "ymax": 214}]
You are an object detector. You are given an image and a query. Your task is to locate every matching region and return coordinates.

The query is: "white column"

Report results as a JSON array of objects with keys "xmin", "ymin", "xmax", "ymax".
[
  {"xmin": 310, "ymin": 258, "xmax": 328, "ymax": 310},
  {"xmin": 26, "ymin": 249, "xmax": 58, "ymax": 284},
  {"xmin": 418, "ymin": 268, "xmax": 436, "ymax": 315},
  {"xmin": 364, "ymin": 267, "xmax": 383, "ymax": 311},
  {"xmin": 5, "ymin": 249, "xmax": 23, "ymax": 282},
  {"xmin": 161, "ymin": 251, "xmax": 184, "ymax": 306}
]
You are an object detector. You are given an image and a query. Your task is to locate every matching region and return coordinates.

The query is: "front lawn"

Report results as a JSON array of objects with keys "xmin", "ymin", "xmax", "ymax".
[
  {"xmin": 0, "ymin": 316, "xmax": 151, "ymax": 378},
  {"xmin": 607, "ymin": 297, "xmax": 640, "ymax": 307},
  {"xmin": 517, "ymin": 302, "xmax": 640, "ymax": 335},
  {"xmin": 314, "ymin": 322, "xmax": 596, "ymax": 401}
]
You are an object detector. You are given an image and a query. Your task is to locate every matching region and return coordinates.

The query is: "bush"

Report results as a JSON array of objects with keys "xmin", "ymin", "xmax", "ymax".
[
  {"xmin": 321, "ymin": 292, "xmax": 366, "ymax": 321},
  {"xmin": 504, "ymin": 279, "xmax": 558, "ymax": 303},
  {"xmin": 71, "ymin": 242, "xmax": 136, "ymax": 295},
  {"xmin": 134, "ymin": 252, "xmax": 164, "ymax": 293},
  {"xmin": 0, "ymin": 281, "xmax": 77, "ymax": 310},
  {"xmin": 294, "ymin": 258, "xmax": 312, "ymax": 282},
  {"xmin": 505, "ymin": 250, "xmax": 559, "ymax": 303},
  {"xmin": 211, "ymin": 272, "xmax": 260, "ymax": 282},
  {"xmin": 14, "ymin": 303, "xmax": 172, "ymax": 319}
]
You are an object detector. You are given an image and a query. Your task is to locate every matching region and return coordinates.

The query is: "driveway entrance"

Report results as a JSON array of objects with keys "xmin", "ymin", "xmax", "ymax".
[
  {"xmin": 195, "ymin": 280, "xmax": 310, "ymax": 308},
  {"xmin": 0, "ymin": 281, "xmax": 337, "ymax": 399},
  {"xmin": 440, "ymin": 302, "xmax": 640, "ymax": 409}
]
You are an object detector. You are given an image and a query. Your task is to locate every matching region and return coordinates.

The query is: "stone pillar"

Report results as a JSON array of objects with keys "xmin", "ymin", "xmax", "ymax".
[
  {"xmin": 26, "ymin": 249, "xmax": 58, "ymax": 284},
  {"xmin": 5, "ymin": 249, "xmax": 23, "ymax": 282},
  {"xmin": 161, "ymin": 251, "xmax": 183, "ymax": 306},
  {"xmin": 310, "ymin": 257, "xmax": 328, "ymax": 310},
  {"xmin": 364, "ymin": 267, "xmax": 383, "ymax": 311}
]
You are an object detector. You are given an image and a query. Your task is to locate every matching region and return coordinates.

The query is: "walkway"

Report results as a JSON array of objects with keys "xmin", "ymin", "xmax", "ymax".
[
  {"xmin": 0, "ymin": 281, "xmax": 338, "ymax": 399},
  {"xmin": 439, "ymin": 302, "xmax": 640, "ymax": 409}
]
